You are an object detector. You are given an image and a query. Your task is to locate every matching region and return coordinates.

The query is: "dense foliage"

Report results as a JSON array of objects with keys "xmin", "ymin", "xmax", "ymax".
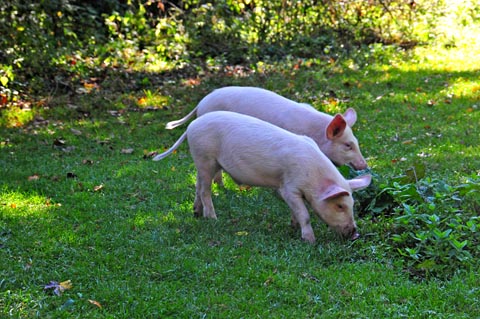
[{"xmin": 1, "ymin": 0, "xmax": 479, "ymax": 95}]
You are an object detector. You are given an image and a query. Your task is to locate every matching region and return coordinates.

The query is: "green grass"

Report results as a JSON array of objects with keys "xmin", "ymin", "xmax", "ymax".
[{"xmin": 1, "ymin": 44, "xmax": 480, "ymax": 318}]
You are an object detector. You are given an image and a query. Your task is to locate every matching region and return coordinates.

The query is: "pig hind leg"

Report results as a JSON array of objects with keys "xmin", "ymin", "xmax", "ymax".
[
  {"xmin": 213, "ymin": 170, "xmax": 224, "ymax": 187},
  {"xmin": 193, "ymin": 158, "xmax": 221, "ymax": 219},
  {"xmin": 278, "ymin": 187, "xmax": 315, "ymax": 243}
]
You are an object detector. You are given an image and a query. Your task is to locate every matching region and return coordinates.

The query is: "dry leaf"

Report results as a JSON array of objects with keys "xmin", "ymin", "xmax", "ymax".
[
  {"xmin": 53, "ymin": 138, "xmax": 66, "ymax": 146},
  {"xmin": 88, "ymin": 299, "xmax": 103, "ymax": 309},
  {"xmin": 0, "ymin": 94, "xmax": 7, "ymax": 105},
  {"xmin": 70, "ymin": 128, "xmax": 82, "ymax": 136},
  {"xmin": 93, "ymin": 184, "xmax": 104, "ymax": 192},
  {"xmin": 121, "ymin": 148, "xmax": 134, "ymax": 154},
  {"xmin": 67, "ymin": 172, "xmax": 78, "ymax": 179},
  {"xmin": 59, "ymin": 280, "xmax": 73, "ymax": 290},
  {"xmin": 264, "ymin": 277, "xmax": 274, "ymax": 286},
  {"xmin": 28, "ymin": 174, "xmax": 40, "ymax": 181}
]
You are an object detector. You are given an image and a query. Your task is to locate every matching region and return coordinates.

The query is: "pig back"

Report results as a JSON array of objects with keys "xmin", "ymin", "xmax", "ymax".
[{"xmin": 196, "ymin": 86, "xmax": 331, "ymax": 136}]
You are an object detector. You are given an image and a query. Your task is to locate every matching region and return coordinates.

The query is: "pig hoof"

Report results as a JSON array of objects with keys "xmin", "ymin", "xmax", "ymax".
[
  {"xmin": 351, "ymin": 232, "xmax": 360, "ymax": 241},
  {"xmin": 302, "ymin": 234, "xmax": 316, "ymax": 244}
]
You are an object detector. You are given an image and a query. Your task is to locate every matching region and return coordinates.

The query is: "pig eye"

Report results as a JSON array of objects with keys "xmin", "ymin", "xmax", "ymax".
[
  {"xmin": 337, "ymin": 204, "xmax": 344, "ymax": 210},
  {"xmin": 344, "ymin": 143, "xmax": 353, "ymax": 150}
]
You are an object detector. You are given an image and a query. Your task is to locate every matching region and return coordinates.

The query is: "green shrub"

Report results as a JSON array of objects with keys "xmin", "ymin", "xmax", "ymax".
[{"xmin": 366, "ymin": 174, "xmax": 480, "ymax": 276}]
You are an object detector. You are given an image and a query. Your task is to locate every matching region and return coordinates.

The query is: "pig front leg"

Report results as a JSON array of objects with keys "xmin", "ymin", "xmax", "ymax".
[{"xmin": 279, "ymin": 187, "xmax": 315, "ymax": 244}]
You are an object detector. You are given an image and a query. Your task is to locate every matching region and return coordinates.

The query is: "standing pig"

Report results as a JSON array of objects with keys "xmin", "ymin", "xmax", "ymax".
[
  {"xmin": 165, "ymin": 86, "xmax": 368, "ymax": 170},
  {"xmin": 154, "ymin": 111, "xmax": 371, "ymax": 243}
]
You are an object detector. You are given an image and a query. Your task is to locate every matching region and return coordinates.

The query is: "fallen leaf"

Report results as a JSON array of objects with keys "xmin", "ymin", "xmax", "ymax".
[
  {"xmin": 62, "ymin": 146, "xmax": 76, "ymax": 153},
  {"xmin": 88, "ymin": 299, "xmax": 103, "ymax": 309},
  {"xmin": 93, "ymin": 184, "xmax": 104, "ymax": 192},
  {"xmin": 59, "ymin": 280, "xmax": 73, "ymax": 290},
  {"xmin": 0, "ymin": 94, "xmax": 7, "ymax": 105},
  {"xmin": 264, "ymin": 277, "xmax": 274, "ymax": 286},
  {"xmin": 53, "ymin": 138, "xmax": 66, "ymax": 147},
  {"xmin": 143, "ymin": 151, "xmax": 158, "ymax": 159},
  {"xmin": 236, "ymin": 231, "xmax": 249, "ymax": 236},
  {"xmin": 10, "ymin": 203, "xmax": 17, "ymax": 209},
  {"xmin": 67, "ymin": 172, "xmax": 78, "ymax": 179},
  {"xmin": 76, "ymin": 87, "xmax": 88, "ymax": 94},
  {"xmin": 70, "ymin": 128, "xmax": 82, "ymax": 136},
  {"xmin": 28, "ymin": 174, "xmax": 40, "ymax": 181},
  {"xmin": 121, "ymin": 148, "xmax": 134, "ymax": 154},
  {"xmin": 107, "ymin": 110, "xmax": 121, "ymax": 117},
  {"xmin": 208, "ymin": 240, "xmax": 221, "ymax": 247}
]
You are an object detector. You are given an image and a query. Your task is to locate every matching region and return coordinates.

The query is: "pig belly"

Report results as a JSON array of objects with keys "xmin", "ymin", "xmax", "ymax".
[{"xmin": 217, "ymin": 156, "xmax": 283, "ymax": 188}]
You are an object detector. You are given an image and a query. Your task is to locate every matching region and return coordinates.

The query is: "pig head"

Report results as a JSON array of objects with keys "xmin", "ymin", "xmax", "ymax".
[{"xmin": 321, "ymin": 108, "xmax": 368, "ymax": 170}]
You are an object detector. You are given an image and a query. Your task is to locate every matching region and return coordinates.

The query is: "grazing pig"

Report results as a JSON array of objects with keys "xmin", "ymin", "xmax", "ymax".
[
  {"xmin": 165, "ymin": 86, "xmax": 368, "ymax": 170},
  {"xmin": 154, "ymin": 111, "xmax": 371, "ymax": 243}
]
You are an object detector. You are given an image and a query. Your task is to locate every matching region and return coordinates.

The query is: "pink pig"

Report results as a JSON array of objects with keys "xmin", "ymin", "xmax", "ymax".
[
  {"xmin": 166, "ymin": 86, "xmax": 368, "ymax": 170},
  {"xmin": 154, "ymin": 111, "xmax": 371, "ymax": 243}
]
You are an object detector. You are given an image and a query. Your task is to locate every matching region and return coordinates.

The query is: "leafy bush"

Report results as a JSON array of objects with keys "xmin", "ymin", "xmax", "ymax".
[
  {"xmin": 2, "ymin": 0, "xmax": 479, "ymax": 96},
  {"xmin": 366, "ymin": 174, "xmax": 480, "ymax": 276}
]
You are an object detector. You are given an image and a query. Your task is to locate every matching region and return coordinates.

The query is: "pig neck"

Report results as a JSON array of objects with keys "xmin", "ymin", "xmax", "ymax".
[
  {"xmin": 285, "ymin": 157, "xmax": 349, "ymax": 200},
  {"xmin": 282, "ymin": 108, "xmax": 332, "ymax": 146}
]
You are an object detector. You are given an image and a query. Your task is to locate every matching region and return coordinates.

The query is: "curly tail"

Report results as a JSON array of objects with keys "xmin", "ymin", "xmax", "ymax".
[
  {"xmin": 165, "ymin": 106, "xmax": 199, "ymax": 129},
  {"xmin": 153, "ymin": 131, "xmax": 188, "ymax": 161}
]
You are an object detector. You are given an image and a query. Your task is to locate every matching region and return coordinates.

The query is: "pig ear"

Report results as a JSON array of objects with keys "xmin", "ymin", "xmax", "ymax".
[
  {"xmin": 320, "ymin": 184, "xmax": 350, "ymax": 201},
  {"xmin": 326, "ymin": 114, "xmax": 347, "ymax": 140},
  {"xmin": 348, "ymin": 174, "xmax": 372, "ymax": 191},
  {"xmin": 343, "ymin": 108, "xmax": 357, "ymax": 126}
]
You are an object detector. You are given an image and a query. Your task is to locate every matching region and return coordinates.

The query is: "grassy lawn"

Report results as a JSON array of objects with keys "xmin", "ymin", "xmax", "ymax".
[{"xmin": 1, "ymin": 43, "xmax": 479, "ymax": 318}]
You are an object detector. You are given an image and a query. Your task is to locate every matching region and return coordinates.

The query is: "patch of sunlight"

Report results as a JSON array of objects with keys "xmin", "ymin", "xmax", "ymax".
[
  {"xmin": 142, "ymin": 58, "xmax": 177, "ymax": 73},
  {"xmin": 137, "ymin": 89, "xmax": 171, "ymax": 109},
  {"xmin": 161, "ymin": 211, "xmax": 177, "ymax": 224},
  {"xmin": 0, "ymin": 189, "xmax": 59, "ymax": 217},
  {"xmin": 132, "ymin": 213, "xmax": 157, "ymax": 229},
  {"xmin": 449, "ymin": 79, "xmax": 480, "ymax": 102},
  {"xmin": 412, "ymin": 45, "xmax": 480, "ymax": 73},
  {"xmin": 132, "ymin": 211, "xmax": 180, "ymax": 229},
  {"xmin": 0, "ymin": 106, "xmax": 35, "ymax": 128}
]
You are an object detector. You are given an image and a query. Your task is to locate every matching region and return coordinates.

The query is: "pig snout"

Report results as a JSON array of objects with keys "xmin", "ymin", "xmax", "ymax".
[
  {"xmin": 350, "ymin": 158, "xmax": 368, "ymax": 170},
  {"xmin": 336, "ymin": 225, "xmax": 359, "ymax": 241},
  {"xmin": 351, "ymin": 231, "xmax": 360, "ymax": 241}
]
